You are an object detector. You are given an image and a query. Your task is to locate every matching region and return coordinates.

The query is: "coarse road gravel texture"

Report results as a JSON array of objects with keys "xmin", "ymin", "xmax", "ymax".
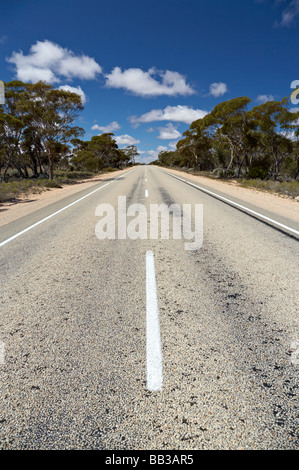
[{"xmin": 0, "ymin": 165, "xmax": 298, "ymax": 450}]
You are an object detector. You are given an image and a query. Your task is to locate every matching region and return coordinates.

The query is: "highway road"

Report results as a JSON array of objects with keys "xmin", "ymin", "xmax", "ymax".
[{"xmin": 0, "ymin": 165, "xmax": 298, "ymax": 450}]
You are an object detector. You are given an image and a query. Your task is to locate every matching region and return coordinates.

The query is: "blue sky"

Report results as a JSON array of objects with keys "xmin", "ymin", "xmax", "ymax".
[{"xmin": 0, "ymin": 0, "xmax": 298, "ymax": 162}]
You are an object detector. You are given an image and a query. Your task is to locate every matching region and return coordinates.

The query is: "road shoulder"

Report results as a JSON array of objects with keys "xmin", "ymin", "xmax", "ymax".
[
  {"xmin": 163, "ymin": 167, "xmax": 299, "ymax": 225},
  {"xmin": 0, "ymin": 168, "xmax": 133, "ymax": 228}
]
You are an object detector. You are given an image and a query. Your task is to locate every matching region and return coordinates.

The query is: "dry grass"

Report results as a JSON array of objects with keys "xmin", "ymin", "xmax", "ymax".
[
  {"xmin": 0, "ymin": 171, "xmax": 99, "ymax": 203},
  {"xmin": 237, "ymin": 178, "xmax": 299, "ymax": 199}
]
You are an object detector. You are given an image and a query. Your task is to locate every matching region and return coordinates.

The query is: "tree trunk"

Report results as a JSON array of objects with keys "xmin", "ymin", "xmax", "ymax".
[
  {"xmin": 11, "ymin": 156, "xmax": 25, "ymax": 178},
  {"xmin": 49, "ymin": 155, "xmax": 54, "ymax": 179}
]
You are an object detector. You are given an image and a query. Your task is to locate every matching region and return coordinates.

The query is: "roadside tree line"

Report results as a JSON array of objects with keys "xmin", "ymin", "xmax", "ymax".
[
  {"xmin": 156, "ymin": 97, "xmax": 299, "ymax": 180},
  {"xmin": 0, "ymin": 81, "xmax": 137, "ymax": 181}
]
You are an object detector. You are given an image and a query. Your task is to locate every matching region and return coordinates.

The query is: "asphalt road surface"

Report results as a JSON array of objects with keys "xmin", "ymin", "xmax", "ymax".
[{"xmin": 0, "ymin": 166, "xmax": 298, "ymax": 450}]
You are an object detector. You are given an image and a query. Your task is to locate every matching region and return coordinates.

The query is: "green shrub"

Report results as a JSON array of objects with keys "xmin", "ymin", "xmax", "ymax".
[
  {"xmin": 279, "ymin": 157, "xmax": 297, "ymax": 178},
  {"xmin": 104, "ymin": 167, "xmax": 117, "ymax": 172},
  {"xmin": 44, "ymin": 180, "xmax": 62, "ymax": 188},
  {"xmin": 247, "ymin": 167, "xmax": 268, "ymax": 180}
]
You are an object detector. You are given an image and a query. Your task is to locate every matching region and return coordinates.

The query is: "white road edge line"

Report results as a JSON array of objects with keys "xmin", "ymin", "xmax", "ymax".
[
  {"xmin": 163, "ymin": 170, "xmax": 299, "ymax": 237},
  {"xmin": 146, "ymin": 250, "xmax": 163, "ymax": 392},
  {"xmin": 0, "ymin": 168, "xmax": 136, "ymax": 247}
]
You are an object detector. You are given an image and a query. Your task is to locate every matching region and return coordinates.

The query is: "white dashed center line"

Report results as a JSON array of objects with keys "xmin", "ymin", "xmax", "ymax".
[{"xmin": 146, "ymin": 250, "xmax": 163, "ymax": 392}]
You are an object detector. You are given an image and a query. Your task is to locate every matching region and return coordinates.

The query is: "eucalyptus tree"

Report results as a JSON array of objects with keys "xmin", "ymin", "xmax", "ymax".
[
  {"xmin": 71, "ymin": 133, "xmax": 125, "ymax": 171},
  {"xmin": 21, "ymin": 125, "xmax": 46, "ymax": 177},
  {"xmin": 248, "ymin": 99, "xmax": 299, "ymax": 179},
  {"xmin": 158, "ymin": 150, "xmax": 176, "ymax": 167},
  {"xmin": 122, "ymin": 145, "xmax": 139, "ymax": 165},
  {"xmin": 176, "ymin": 127, "xmax": 213, "ymax": 169},
  {"xmin": 25, "ymin": 81, "xmax": 84, "ymax": 179},
  {"xmin": 0, "ymin": 110, "xmax": 25, "ymax": 180},
  {"xmin": 0, "ymin": 81, "xmax": 28, "ymax": 179},
  {"xmin": 191, "ymin": 97, "xmax": 252, "ymax": 177},
  {"xmin": 88, "ymin": 133, "xmax": 120, "ymax": 167},
  {"xmin": 293, "ymin": 141, "xmax": 299, "ymax": 179}
]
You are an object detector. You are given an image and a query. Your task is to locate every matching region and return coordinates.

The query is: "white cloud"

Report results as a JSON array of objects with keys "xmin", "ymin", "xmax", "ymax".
[
  {"xmin": 157, "ymin": 145, "xmax": 169, "ymax": 152},
  {"xmin": 58, "ymin": 55, "xmax": 102, "ymax": 80},
  {"xmin": 130, "ymin": 105, "xmax": 208, "ymax": 127},
  {"xmin": 59, "ymin": 85, "xmax": 87, "ymax": 104},
  {"xmin": 169, "ymin": 141, "xmax": 179, "ymax": 150},
  {"xmin": 136, "ymin": 143, "xmax": 176, "ymax": 163},
  {"xmin": 114, "ymin": 134, "xmax": 140, "ymax": 146},
  {"xmin": 279, "ymin": 128, "xmax": 298, "ymax": 141},
  {"xmin": 105, "ymin": 67, "xmax": 195, "ymax": 97},
  {"xmin": 259, "ymin": 0, "xmax": 299, "ymax": 27},
  {"xmin": 209, "ymin": 82, "xmax": 228, "ymax": 97},
  {"xmin": 135, "ymin": 151, "xmax": 157, "ymax": 164},
  {"xmin": 158, "ymin": 123, "xmax": 182, "ymax": 140},
  {"xmin": 141, "ymin": 148, "xmax": 163, "ymax": 161},
  {"xmin": 256, "ymin": 94, "xmax": 274, "ymax": 103},
  {"xmin": 91, "ymin": 121, "xmax": 121, "ymax": 133},
  {"xmin": 7, "ymin": 40, "xmax": 102, "ymax": 83},
  {"xmin": 17, "ymin": 66, "xmax": 57, "ymax": 83},
  {"xmin": 279, "ymin": 0, "xmax": 299, "ymax": 26},
  {"xmin": 290, "ymin": 107, "xmax": 299, "ymax": 126}
]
